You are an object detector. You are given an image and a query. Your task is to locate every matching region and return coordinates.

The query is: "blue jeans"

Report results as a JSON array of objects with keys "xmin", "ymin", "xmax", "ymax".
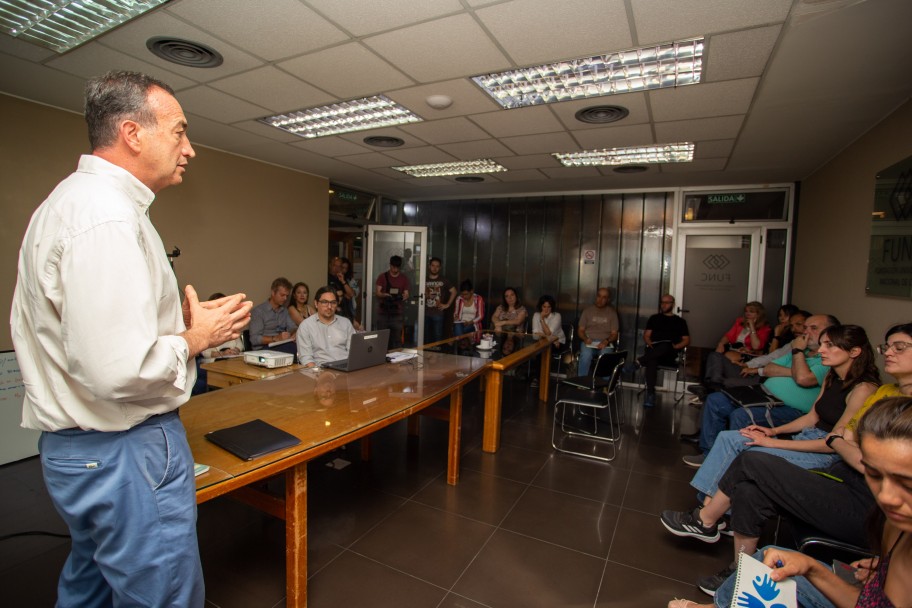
[
  {"xmin": 41, "ymin": 411, "xmax": 204, "ymax": 608},
  {"xmin": 714, "ymin": 547, "xmax": 836, "ymax": 608},
  {"xmin": 691, "ymin": 426, "xmax": 839, "ymax": 497},
  {"xmin": 578, "ymin": 344, "xmax": 614, "ymax": 377},
  {"xmin": 699, "ymin": 392, "xmax": 804, "ymax": 454},
  {"xmin": 424, "ymin": 314, "xmax": 444, "ymax": 344},
  {"xmin": 453, "ymin": 322, "xmax": 476, "ymax": 337}
]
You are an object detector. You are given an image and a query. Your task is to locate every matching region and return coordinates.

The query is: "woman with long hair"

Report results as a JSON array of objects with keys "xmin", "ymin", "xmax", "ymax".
[
  {"xmin": 664, "ymin": 322, "xmax": 912, "ymax": 603},
  {"xmin": 453, "ymin": 280, "xmax": 484, "ymax": 337},
  {"xmin": 667, "ymin": 325, "xmax": 880, "ymax": 516},
  {"xmin": 288, "ymin": 282, "xmax": 315, "ymax": 325},
  {"xmin": 491, "ymin": 287, "xmax": 528, "ymax": 332},
  {"xmin": 769, "ymin": 303, "xmax": 802, "ymax": 352}
]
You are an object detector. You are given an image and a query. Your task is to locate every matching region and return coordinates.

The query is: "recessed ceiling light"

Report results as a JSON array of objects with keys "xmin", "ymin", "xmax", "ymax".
[
  {"xmin": 0, "ymin": 0, "xmax": 170, "ymax": 53},
  {"xmin": 472, "ymin": 38, "xmax": 703, "ymax": 109},
  {"xmin": 259, "ymin": 95, "xmax": 423, "ymax": 139},
  {"xmin": 147, "ymin": 37, "xmax": 223, "ymax": 68},
  {"xmin": 392, "ymin": 159, "xmax": 507, "ymax": 178},
  {"xmin": 553, "ymin": 143, "xmax": 694, "ymax": 167},
  {"xmin": 363, "ymin": 136, "xmax": 405, "ymax": 148},
  {"xmin": 575, "ymin": 105, "xmax": 629, "ymax": 124},
  {"xmin": 613, "ymin": 165, "xmax": 648, "ymax": 174}
]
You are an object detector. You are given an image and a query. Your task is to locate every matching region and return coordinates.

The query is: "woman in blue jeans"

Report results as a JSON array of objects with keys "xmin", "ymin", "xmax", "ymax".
[
  {"xmin": 667, "ymin": 394, "xmax": 912, "ymax": 608},
  {"xmin": 691, "ymin": 324, "xmax": 879, "ymax": 501}
]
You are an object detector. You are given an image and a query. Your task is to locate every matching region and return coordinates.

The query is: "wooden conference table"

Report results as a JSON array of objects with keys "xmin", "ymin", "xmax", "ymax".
[
  {"xmin": 186, "ymin": 351, "xmax": 488, "ymax": 607},
  {"xmin": 423, "ymin": 331, "xmax": 556, "ymax": 453}
]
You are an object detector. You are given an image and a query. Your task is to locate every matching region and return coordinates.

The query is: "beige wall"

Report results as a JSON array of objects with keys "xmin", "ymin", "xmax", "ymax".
[
  {"xmin": 0, "ymin": 93, "xmax": 329, "ymax": 350},
  {"xmin": 793, "ymin": 98, "xmax": 912, "ymax": 336}
]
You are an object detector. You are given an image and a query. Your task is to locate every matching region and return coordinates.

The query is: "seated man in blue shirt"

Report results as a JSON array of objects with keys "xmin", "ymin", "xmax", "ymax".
[
  {"xmin": 296, "ymin": 286, "xmax": 355, "ymax": 367},
  {"xmin": 683, "ymin": 314, "xmax": 838, "ymax": 468},
  {"xmin": 249, "ymin": 277, "xmax": 298, "ymax": 350}
]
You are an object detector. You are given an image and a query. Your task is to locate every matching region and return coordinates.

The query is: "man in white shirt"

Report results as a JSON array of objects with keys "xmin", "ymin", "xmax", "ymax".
[
  {"xmin": 11, "ymin": 71, "xmax": 251, "ymax": 607},
  {"xmin": 297, "ymin": 286, "xmax": 355, "ymax": 367}
]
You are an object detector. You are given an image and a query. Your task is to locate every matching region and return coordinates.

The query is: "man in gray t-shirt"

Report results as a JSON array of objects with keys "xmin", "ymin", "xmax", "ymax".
[{"xmin": 577, "ymin": 287, "xmax": 619, "ymax": 376}]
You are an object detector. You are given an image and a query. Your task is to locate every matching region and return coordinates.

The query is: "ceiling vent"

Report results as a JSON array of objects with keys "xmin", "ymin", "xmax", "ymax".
[
  {"xmin": 613, "ymin": 165, "xmax": 648, "ymax": 174},
  {"xmin": 363, "ymin": 136, "xmax": 405, "ymax": 147},
  {"xmin": 147, "ymin": 37, "xmax": 224, "ymax": 68},
  {"xmin": 575, "ymin": 105, "xmax": 629, "ymax": 124},
  {"xmin": 455, "ymin": 176, "xmax": 485, "ymax": 183}
]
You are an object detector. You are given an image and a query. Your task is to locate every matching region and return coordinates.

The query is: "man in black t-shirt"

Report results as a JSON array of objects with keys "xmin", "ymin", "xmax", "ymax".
[{"xmin": 626, "ymin": 294, "xmax": 690, "ymax": 407}]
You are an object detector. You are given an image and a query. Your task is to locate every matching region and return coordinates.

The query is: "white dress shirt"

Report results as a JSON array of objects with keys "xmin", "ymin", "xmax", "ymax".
[
  {"xmin": 11, "ymin": 155, "xmax": 193, "ymax": 432},
  {"xmin": 532, "ymin": 311, "xmax": 566, "ymax": 344},
  {"xmin": 296, "ymin": 314, "xmax": 355, "ymax": 366}
]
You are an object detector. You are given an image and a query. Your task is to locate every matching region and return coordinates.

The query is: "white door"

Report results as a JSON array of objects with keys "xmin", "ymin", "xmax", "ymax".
[
  {"xmin": 365, "ymin": 226, "xmax": 428, "ymax": 347},
  {"xmin": 672, "ymin": 227, "xmax": 764, "ymax": 348}
]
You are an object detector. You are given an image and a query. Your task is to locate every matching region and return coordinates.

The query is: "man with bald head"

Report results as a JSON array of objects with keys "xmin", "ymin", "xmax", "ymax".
[
  {"xmin": 577, "ymin": 287, "xmax": 620, "ymax": 377},
  {"xmin": 683, "ymin": 314, "xmax": 838, "ymax": 467},
  {"xmin": 12, "ymin": 71, "xmax": 252, "ymax": 606}
]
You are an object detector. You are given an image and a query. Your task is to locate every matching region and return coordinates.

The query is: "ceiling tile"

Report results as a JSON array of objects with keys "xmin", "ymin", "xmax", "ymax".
[
  {"xmin": 695, "ymin": 139, "xmax": 735, "ymax": 159},
  {"xmin": 278, "ymin": 43, "xmax": 414, "ymax": 99},
  {"xmin": 500, "ymin": 132, "xmax": 578, "ymax": 155},
  {"xmin": 383, "ymin": 146, "xmax": 458, "ymax": 165},
  {"xmin": 336, "ymin": 152, "xmax": 398, "ymax": 169},
  {"xmin": 654, "ymin": 115, "xmax": 744, "ymax": 142},
  {"xmin": 539, "ymin": 166, "xmax": 602, "ymax": 179},
  {"xmin": 209, "ymin": 66, "xmax": 334, "ymax": 113},
  {"xmin": 0, "ymin": 33, "xmax": 56, "ymax": 61},
  {"xmin": 437, "ymin": 139, "xmax": 515, "ymax": 159},
  {"xmin": 178, "ymin": 86, "xmax": 271, "ymax": 123},
  {"xmin": 649, "ymin": 78, "xmax": 758, "ymax": 122},
  {"xmin": 400, "ymin": 117, "xmax": 490, "ymax": 144},
  {"xmin": 486, "ymin": 168, "xmax": 547, "ymax": 182},
  {"xmin": 363, "ymin": 14, "xmax": 510, "ymax": 82},
  {"xmin": 370, "ymin": 167, "xmax": 412, "ymax": 180},
  {"xmin": 476, "ymin": 0, "xmax": 631, "ymax": 65},
  {"xmin": 184, "ymin": 113, "xmax": 275, "ymax": 150},
  {"xmin": 0, "ymin": 54, "xmax": 85, "ymax": 113},
  {"xmin": 550, "ymin": 92, "xmax": 649, "ymax": 130},
  {"xmin": 386, "ymin": 78, "xmax": 500, "ymax": 119},
  {"xmin": 494, "ymin": 154, "xmax": 561, "ymax": 170},
  {"xmin": 47, "ymin": 42, "xmax": 195, "ymax": 89},
  {"xmin": 468, "ymin": 105, "xmax": 564, "ymax": 138},
  {"xmin": 571, "ymin": 124, "xmax": 655, "ymax": 149},
  {"xmin": 307, "ymin": 0, "xmax": 464, "ymax": 37},
  {"xmin": 96, "ymin": 11, "xmax": 263, "ymax": 82},
  {"xmin": 705, "ymin": 25, "xmax": 781, "ymax": 82},
  {"xmin": 631, "ymin": 0, "xmax": 792, "ymax": 45},
  {"xmin": 166, "ymin": 0, "xmax": 347, "ymax": 61},
  {"xmin": 290, "ymin": 137, "xmax": 371, "ymax": 157},
  {"xmin": 231, "ymin": 120, "xmax": 303, "ymax": 143},
  {"xmin": 659, "ymin": 158, "xmax": 727, "ymax": 172}
]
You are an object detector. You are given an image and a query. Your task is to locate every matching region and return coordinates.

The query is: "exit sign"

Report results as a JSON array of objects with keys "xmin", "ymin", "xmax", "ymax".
[{"xmin": 708, "ymin": 193, "xmax": 747, "ymax": 204}]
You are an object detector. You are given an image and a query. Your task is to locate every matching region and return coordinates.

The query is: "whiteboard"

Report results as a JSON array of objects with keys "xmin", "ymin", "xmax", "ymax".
[{"xmin": 0, "ymin": 350, "xmax": 40, "ymax": 464}]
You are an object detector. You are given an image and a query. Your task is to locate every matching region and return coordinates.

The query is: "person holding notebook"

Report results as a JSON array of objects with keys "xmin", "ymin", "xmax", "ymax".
[{"xmin": 296, "ymin": 286, "xmax": 355, "ymax": 368}]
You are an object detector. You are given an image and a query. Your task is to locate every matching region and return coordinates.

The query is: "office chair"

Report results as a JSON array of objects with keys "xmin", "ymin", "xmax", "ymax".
[{"xmin": 552, "ymin": 351, "xmax": 626, "ymax": 462}]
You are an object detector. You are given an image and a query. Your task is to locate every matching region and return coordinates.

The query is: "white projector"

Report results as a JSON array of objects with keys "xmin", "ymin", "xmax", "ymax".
[{"xmin": 244, "ymin": 350, "xmax": 295, "ymax": 369}]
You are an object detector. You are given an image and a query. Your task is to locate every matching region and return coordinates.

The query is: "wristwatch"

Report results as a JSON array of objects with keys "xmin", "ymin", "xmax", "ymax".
[
  {"xmin": 791, "ymin": 348, "xmax": 803, "ymax": 356},
  {"xmin": 825, "ymin": 434, "xmax": 843, "ymax": 449}
]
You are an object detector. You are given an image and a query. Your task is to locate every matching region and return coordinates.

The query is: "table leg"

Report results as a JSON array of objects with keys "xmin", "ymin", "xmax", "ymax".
[
  {"xmin": 286, "ymin": 463, "xmax": 308, "ymax": 607},
  {"xmin": 538, "ymin": 347, "xmax": 551, "ymax": 402},
  {"xmin": 447, "ymin": 389, "xmax": 463, "ymax": 485},
  {"xmin": 482, "ymin": 369, "xmax": 503, "ymax": 453}
]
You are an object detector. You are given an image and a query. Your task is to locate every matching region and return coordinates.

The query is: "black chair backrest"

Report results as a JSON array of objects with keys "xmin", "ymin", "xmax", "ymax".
[{"xmin": 587, "ymin": 350, "xmax": 627, "ymax": 388}]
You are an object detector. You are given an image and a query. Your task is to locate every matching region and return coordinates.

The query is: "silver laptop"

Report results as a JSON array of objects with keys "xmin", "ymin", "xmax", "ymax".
[{"xmin": 321, "ymin": 329, "xmax": 390, "ymax": 372}]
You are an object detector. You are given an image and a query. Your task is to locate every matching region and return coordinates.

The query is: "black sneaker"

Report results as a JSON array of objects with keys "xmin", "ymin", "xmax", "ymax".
[
  {"xmin": 660, "ymin": 507, "xmax": 720, "ymax": 543},
  {"xmin": 697, "ymin": 562, "xmax": 737, "ymax": 597}
]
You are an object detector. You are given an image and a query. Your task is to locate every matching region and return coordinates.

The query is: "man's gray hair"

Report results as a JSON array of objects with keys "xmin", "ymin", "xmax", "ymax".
[{"xmin": 85, "ymin": 71, "xmax": 175, "ymax": 150}]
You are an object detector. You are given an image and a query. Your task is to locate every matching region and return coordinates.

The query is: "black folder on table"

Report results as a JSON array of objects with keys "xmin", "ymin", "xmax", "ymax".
[{"xmin": 205, "ymin": 418, "xmax": 300, "ymax": 461}]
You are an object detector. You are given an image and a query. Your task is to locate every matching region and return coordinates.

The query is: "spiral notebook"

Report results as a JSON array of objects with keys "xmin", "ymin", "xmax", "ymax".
[
  {"xmin": 205, "ymin": 418, "xmax": 300, "ymax": 461},
  {"xmin": 730, "ymin": 553, "xmax": 797, "ymax": 608}
]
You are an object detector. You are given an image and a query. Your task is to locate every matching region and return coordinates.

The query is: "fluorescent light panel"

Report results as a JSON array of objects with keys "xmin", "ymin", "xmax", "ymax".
[
  {"xmin": 473, "ymin": 38, "xmax": 703, "ymax": 109},
  {"xmin": 392, "ymin": 159, "xmax": 507, "ymax": 178},
  {"xmin": 554, "ymin": 143, "xmax": 695, "ymax": 167},
  {"xmin": 0, "ymin": 0, "xmax": 170, "ymax": 53},
  {"xmin": 259, "ymin": 95, "xmax": 422, "ymax": 139}
]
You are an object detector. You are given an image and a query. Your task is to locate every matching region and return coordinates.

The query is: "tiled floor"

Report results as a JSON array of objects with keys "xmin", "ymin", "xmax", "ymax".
[{"xmin": 0, "ymin": 379, "xmax": 740, "ymax": 607}]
